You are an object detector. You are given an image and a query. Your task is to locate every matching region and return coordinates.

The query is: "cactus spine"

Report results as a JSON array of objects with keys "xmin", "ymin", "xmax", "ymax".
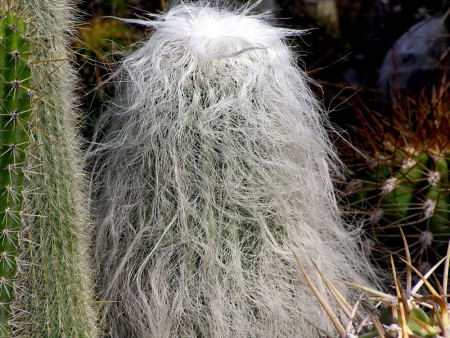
[
  {"xmin": 344, "ymin": 80, "xmax": 450, "ymax": 269},
  {"xmin": 348, "ymin": 149, "xmax": 450, "ymax": 261},
  {"xmin": 0, "ymin": 9, "xmax": 31, "ymax": 334},
  {"xmin": 0, "ymin": 1, "xmax": 97, "ymax": 336}
]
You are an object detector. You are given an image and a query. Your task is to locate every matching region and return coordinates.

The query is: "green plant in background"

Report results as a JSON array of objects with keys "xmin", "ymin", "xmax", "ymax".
[
  {"xmin": 84, "ymin": 0, "xmax": 167, "ymax": 15},
  {"xmin": 0, "ymin": 1, "xmax": 97, "ymax": 336},
  {"xmin": 75, "ymin": 0, "xmax": 164, "ymax": 141},
  {"xmin": 76, "ymin": 17, "xmax": 143, "ymax": 140},
  {"xmin": 343, "ymin": 73, "xmax": 450, "ymax": 271}
]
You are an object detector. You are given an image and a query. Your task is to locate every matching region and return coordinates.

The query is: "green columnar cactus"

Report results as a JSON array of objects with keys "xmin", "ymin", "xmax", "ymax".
[
  {"xmin": 344, "ymin": 80, "xmax": 450, "ymax": 269},
  {"xmin": 1, "ymin": 2, "xmax": 97, "ymax": 336},
  {"xmin": 0, "ymin": 10, "xmax": 31, "ymax": 334}
]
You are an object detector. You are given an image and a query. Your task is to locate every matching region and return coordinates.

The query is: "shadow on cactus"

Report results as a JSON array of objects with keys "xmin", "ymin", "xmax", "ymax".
[{"xmin": 343, "ymin": 70, "xmax": 450, "ymax": 273}]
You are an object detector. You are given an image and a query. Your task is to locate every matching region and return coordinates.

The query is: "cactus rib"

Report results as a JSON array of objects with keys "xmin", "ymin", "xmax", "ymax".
[{"xmin": 0, "ymin": 9, "xmax": 30, "ymax": 335}]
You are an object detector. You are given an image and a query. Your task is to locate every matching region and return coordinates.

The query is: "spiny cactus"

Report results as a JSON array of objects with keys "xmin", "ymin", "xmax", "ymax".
[
  {"xmin": 0, "ymin": 9, "xmax": 31, "ymax": 334},
  {"xmin": 0, "ymin": 1, "xmax": 97, "ymax": 336},
  {"xmin": 344, "ymin": 75, "xmax": 450, "ymax": 270},
  {"xmin": 302, "ymin": 236, "xmax": 450, "ymax": 337},
  {"xmin": 88, "ymin": 2, "xmax": 376, "ymax": 337}
]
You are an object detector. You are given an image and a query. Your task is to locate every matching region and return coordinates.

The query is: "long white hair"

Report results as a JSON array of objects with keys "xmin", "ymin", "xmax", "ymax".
[{"xmin": 89, "ymin": 2, "xmax": 374, "ymax": 336}]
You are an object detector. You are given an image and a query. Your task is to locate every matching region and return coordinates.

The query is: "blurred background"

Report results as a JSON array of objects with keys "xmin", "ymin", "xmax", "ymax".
[{"xmin": 75, "ymin": 0, "xmax": 450, "ymax": 276}]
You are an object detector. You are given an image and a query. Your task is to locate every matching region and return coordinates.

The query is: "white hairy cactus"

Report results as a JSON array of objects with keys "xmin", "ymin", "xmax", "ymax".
[{"xmin": 89, "ymin": 2, "xmax": 375, "ymax": 337}]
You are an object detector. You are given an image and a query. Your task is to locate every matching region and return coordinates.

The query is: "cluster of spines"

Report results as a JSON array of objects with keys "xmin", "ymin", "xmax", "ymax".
[
  {"xmin": 346, "ymin": 148, "xmax": 450, "ymax": 265},
  {"xmin": 0, "ymin": 8, "xmax": 30, "ymax": 335}
]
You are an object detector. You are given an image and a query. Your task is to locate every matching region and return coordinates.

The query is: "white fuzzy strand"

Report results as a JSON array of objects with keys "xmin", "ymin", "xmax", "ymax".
[{"xmin": 89, "ymin": 2, "xmax": 375, "ymax": 337}]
